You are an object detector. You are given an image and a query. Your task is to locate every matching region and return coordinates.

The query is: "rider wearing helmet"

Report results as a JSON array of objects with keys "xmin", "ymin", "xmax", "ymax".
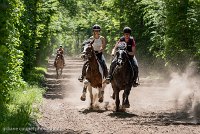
[
  {"xmin": 106, "ymin": 27, "xmax": 139, "ymax": 87},
  {"xmin": 78, "ymin": 24, "xmax": 108, "ymax": 82},
  {"xmin": 58, "ymin": 45, "xmax": 64, "ymax": 54},
  {"xmin": 54, "ymin": 45, "xmax": 65, "ymax": 66}
]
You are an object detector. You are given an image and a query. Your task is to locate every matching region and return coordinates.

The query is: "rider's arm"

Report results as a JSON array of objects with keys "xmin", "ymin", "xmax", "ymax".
[
  {"xmin": 100, "ymin": 36, "xmax": 106, "ymax": 52},
  {"xmin": 128, "ymin": 46, "xmax": 136, "ymax": 56},
  {"xmin": 111, "ymin": 41, "xmax": 119, "ymax": 56},
  {"xmin": 61, "ymin": 49, "xmax": 64, "ymax": 54},
  {"xmin": 128, "ymin": 39, "xmax": 136, "ymax": 56}
]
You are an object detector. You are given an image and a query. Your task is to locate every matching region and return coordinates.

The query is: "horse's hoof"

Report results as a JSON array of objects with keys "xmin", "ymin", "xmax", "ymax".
[
  {"xmin": 122, "ymin": 103, "xmax": 130, "ymax": 108},
  {"xmin": 99, "ymin": 98, "xmax": 103, "ymax": 103},
  {"xmin": 80, "ymin": 96, "xmax": 86, "ymax": 101},
  {"xmin": 115, "ymin": 109, "xmax": 120, "ymax": 112},
  {"xmin": 89, "ymin": 106, "xmax": 93, "ymax": 110}
]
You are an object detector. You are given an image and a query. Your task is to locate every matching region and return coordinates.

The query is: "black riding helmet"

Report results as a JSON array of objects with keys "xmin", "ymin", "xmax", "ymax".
[
  {"xmin": 123, "ymin": 27, "xmax": 132, "ymax": 34},
  {"xmin": 92, "ymin": 24, "xmax": 101, "ymax": 31}
]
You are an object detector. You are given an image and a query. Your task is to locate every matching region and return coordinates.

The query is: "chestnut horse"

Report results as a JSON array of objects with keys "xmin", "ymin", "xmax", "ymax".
[
  {"xmin": 110, "ymin": 42, "xmax": 134, "ymax": 112},
  {"xmin": 54, "ymin": 51, "xmax": 64, "ymax": 79},
  {"xmin": 80, "ymin": 43, "xmax": 106, "ymax": 107}
]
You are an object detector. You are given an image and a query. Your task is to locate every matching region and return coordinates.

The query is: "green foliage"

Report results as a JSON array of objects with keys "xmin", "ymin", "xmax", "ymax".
[
  {"xmin": 0, "ymin": 0, "xmax": 25, "ymax": 104},
  {"xmin": 1, "ymin": 86, "xmax": 44, "ymax": 134},
  {"xmin": 141, "ymin": 0, "xmax": 200, "ymax": 71},
  {"xmin": 0, "ymin": 0, "xmax": 49, "ymax": 131},
  {"xmin": 25, "ymin": 67, "xmax": 47, "ymax": 86}
]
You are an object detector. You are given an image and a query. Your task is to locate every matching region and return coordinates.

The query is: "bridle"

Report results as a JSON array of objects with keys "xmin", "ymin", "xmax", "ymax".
[{"xmin": 115, "ymin": 42, "xmax": 129, "ymax": 66}]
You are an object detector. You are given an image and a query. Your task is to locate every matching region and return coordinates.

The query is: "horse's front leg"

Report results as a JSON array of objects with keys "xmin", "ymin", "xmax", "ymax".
[
  {"xmin": 60, "ymin": 68, "xmax": 63, "ymax": 76},
  {"xmin": 88, "ymin": 86, "xmax": 93, "ymax": 107},
  {"xmin": 80, "ymin": 85, "xmax": 87, "ymax": 101},
  {"xmin": 115, "ymin": 90, "xmax": 120, "ymax": 112},
  {"xmin": 122, "ymin": 86, "xmax": 131, "ymax": 108},
  {"xmin": 98, "ymin": 83, "xmax": 106, "ymax": 103},
  {"xmin": 98, "ymin": 87, "xmax": 104, "ymax": 103}
]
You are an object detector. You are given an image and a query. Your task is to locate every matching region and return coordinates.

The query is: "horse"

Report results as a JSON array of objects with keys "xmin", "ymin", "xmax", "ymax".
[
  {"xmin": 80, "ymin": 42, "xmax": 107, "ymax": 108},
  {"xmin": 110, "ymin": 42, "xmax": 135, "ymax": 112},
  {"xmin": 54, "ymin": 51, "xmax": 64, "ymax": 79}
]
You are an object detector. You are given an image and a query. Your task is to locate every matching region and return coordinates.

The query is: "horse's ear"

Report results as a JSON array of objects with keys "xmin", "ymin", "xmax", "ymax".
[{"xmin": 90, "ymin": 39, "xmax": 95, "ymax": 45}]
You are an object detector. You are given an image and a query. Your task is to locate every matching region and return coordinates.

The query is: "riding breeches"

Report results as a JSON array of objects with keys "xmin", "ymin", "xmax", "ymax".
[
  {"xmin": 131, "ymin": 57, "xmax": 139, "ymax": 82},
  {"xmin": 95, "ymin": 52, "xmax": 108, "ymax": 77}
]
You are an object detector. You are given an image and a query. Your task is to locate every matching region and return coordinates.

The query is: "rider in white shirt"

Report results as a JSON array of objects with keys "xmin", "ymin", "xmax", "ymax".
[{"xmin": 78, "ymin": 24, "xmax": 108, "ymax": 82}]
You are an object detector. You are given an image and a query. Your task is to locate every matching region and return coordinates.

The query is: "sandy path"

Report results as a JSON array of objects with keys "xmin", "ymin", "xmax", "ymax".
[{"xmin": 37, "ymin": 56, "xmax": 200, "ymax": 134}]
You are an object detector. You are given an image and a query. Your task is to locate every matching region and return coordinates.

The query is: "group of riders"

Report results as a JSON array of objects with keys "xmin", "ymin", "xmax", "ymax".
[{"xmin": 55, "ymin": 24, "xmax": 139, "ymax": 87}]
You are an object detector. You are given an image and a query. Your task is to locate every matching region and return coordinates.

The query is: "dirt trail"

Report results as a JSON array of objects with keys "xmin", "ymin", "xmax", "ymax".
[{"xmin": 37, "ymin": 56, "xmax": 200, "ymax": 134}]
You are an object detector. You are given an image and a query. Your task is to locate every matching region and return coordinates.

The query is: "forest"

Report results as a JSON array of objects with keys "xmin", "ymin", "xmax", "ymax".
[{"xmin": 0, "ymin": 0, "xmax": 200, "ymax": 133}]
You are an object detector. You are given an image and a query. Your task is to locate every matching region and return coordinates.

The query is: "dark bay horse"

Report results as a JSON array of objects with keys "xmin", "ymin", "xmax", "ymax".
[
  {"xmin": 110, "ymin": 42, "xmax": 134, "ymax": 112},
  {"xmin": 54, "ymin": 51, "xmax": 64, "ymax": 79},
  {"xmin": 80, "ymin": 43, "xmax": 106, "ymax": 107}
]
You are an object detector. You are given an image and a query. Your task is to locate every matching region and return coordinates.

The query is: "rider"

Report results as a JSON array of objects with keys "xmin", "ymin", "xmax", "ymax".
[
  {"xmin": 54, "ymin": 45, "xmax": 65, "ymax": 66},
  {"xmin": 106, "ymin": 27, "xmax": 139, "ymax": 87},
  {"xmin": 78, "ymin": 24, "xmax": 108, "ymax": 82}
]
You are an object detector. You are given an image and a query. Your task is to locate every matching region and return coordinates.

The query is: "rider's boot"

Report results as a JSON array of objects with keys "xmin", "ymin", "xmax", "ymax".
[
  {"xmin": 105, "ymin": 61, "xmax": 116, "ymax": 84},
  {"xmin": 132, "ymin": 70, "xmax": 139, "ymax": 87},
  {"xmin": 102, "ymin": 61, "xmax": 108, "ymax": 78}
]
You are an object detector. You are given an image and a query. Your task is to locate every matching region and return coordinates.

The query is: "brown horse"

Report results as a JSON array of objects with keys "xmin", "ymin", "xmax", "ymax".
[
  {"xmin": 80, "ymin": 43, "xmax": 106, "ymax": 107},
  {"xmin": 54, "ymin": 51, "xmax": 64, "ymax": 79},
  {"xmin": 110, "ymin": 42, "xmax": 134, "ymax": 112}
]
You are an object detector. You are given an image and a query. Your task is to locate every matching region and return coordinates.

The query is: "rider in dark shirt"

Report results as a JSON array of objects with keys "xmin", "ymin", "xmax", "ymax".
[{"xmin": 106, "ymin": 27, "xmax": 139, "ymax": 87}]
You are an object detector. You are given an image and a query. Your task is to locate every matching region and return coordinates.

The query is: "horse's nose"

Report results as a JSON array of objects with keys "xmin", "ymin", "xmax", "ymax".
[{"xmin": 117, "ymin": 59, "xmax": 123, "ymax": 66}]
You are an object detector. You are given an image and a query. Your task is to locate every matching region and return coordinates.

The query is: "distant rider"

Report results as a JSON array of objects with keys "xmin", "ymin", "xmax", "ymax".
[{"xmin": 54, "ymin": 45, "xmax": 65, "ymax": 66}]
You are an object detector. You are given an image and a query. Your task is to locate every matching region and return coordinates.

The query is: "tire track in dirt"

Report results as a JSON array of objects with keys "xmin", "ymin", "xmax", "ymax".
[{"xmin": 37, "ymin": 56, "xmax": 200, "ymax": 134}]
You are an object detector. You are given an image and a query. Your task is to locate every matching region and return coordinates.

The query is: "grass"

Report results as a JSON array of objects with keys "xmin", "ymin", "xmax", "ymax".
[
  {"xmin": 25, "ymin": 67, "xmax": 47, "ymax": 86},
  {"xmin": 0, "ymin": 67, "xmax": 46, "ymax": 134}
]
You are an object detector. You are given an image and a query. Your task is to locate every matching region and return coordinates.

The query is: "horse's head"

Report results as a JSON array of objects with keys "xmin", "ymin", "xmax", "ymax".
[
  {"xmin": 81, "ymin": 39, "xmax": 95, "ymax": 60},
  {"xmin": 115, "ymin": 42, "xmax": 128, "ymax": 66},
  {"xmin": 85, "ymin": 44, "xmax": 94, "ymax": 59},
  {"xmin": 56, "ymin": 51, "xmax": 62, "ymax": 59}
]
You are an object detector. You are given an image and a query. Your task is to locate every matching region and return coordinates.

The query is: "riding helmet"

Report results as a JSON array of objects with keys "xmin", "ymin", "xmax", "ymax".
[
  {"xmin": 123, "ymin": 27, "xmax": 132, "ymax": 34},
  {"xmin": 60, "ymin": 45, "xmax": 62, "ymax": 47},
  {"xmin": 92, "ymin": 24, "xmax": 101, "ymax": 31}
]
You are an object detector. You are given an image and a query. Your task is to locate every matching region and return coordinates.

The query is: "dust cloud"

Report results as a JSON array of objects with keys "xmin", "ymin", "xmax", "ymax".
[
  {"xmin": 166, "ymin": 63, "xmax": 200, "ymax": 120},
  {"xmin": 62, "ymin": 59, "xmax": 200, "ymax": 118}
]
